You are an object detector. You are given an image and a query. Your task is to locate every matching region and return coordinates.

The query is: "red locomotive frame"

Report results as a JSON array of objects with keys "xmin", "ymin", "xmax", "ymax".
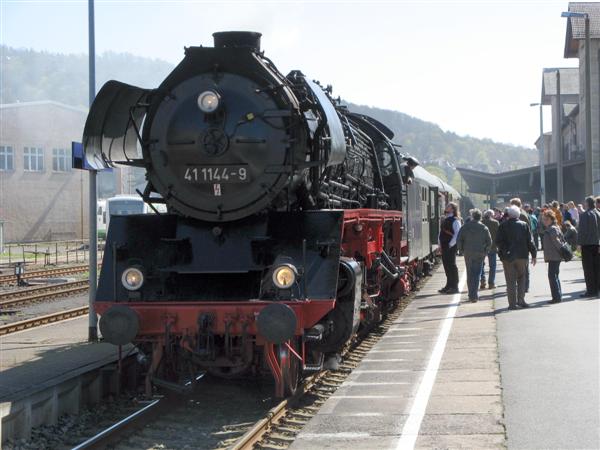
[{"xmin": 95, "ymin": 209, "xmax": 415, "ymax": 397}]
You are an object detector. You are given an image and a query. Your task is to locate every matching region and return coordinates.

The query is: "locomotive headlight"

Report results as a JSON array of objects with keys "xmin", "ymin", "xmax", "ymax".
[
  {"xmin": 197, "ymin": 90, "xmax": 221, "ymax": 113},
  {"xmin": 121, "ymin": 267, "xmax": 144, "ymax": 291},
  {"xmin": 272, "ymin": 264, "xmax": 298, "ymax": 289}
]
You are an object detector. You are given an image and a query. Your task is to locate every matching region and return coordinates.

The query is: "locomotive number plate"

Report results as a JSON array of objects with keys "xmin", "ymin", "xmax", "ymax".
[{"xmin": 183, "ymin": 165, "xmax": 250, "ymax": 183}]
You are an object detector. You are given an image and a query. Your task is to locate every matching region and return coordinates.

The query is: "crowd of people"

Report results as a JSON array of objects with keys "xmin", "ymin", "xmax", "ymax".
[{"xmin": 437, "ymin": 196, "xmax": 600, "ymax": 309}]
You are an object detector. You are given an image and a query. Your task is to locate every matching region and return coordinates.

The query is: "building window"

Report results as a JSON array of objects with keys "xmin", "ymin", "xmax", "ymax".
[
  {"xmin": 0, "ymin": 146, "xmax": 14, "ymax": 171},
  {"xmin": 24, "ymin": 147, "xmax": 44, "ymax": 172},
  {"xmin": 52, "ymin": 148, "xmax": 70, "ymax": 172}
]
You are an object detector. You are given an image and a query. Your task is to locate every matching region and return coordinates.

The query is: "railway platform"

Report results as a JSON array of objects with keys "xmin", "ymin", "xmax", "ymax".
[
  {"xmin": 0, "ymin": 316, "xmax": 131, "ymax": 443},
  {"xmin": 291, "ymin": 257, "xmax": 597, "ymax": 449}
]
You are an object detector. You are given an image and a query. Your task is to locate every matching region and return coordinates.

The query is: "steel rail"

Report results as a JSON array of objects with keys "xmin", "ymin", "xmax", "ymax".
[
  {"xmin": 0, "ymin": 306, "xmax": 89, "ymax": 336},
  {"xmin": 230, "ymin": 268, "xmax": 428, "ymax": 450},
  {"xmin": 71, "ymin": 399, "xmax": 163, "ymax": 450},
  {"xmin": 230, "ymin": 399, "xmax": 289, "ymax": 450},
  {"xmin": 230, "ymin": 371, "xmax": 326, "ymax": 450},
  {"xmin": 0, "ymin": 264, "xmax": 91, "ymax": 285},
  {"xmin": 68, "ymin": 267, "xmax": 432, "ymax": 450},
  {"xmin": 70, "ymin": 376, "xmax": 206, "ymax": 449},
  {"xmin": 0, "ymin": 281, "xmax": 89, "ymax": 308}
]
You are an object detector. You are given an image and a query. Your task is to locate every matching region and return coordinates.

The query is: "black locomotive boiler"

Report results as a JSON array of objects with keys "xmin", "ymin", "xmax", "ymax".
[{"xmin": 83, "ymin": 31, "xmax": 458, "ymax": 396}]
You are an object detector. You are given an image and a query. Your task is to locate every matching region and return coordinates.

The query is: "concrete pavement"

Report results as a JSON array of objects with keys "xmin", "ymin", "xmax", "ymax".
[
  {"xmin": 291, "ymin": 256, "xmax": 597, "ymax": 449},
  {"xmin": 495, "ymin": 259, "xmax": 599, "ymax": 449},
  {"xmin": 0, "ymin": 316, "xmax": 126, "ymax": 402},
  {"xmin": 291, "ymin": 261, "xmax": 507, "ymax": 449},
  {"xmin": 0, "ymin": 257, "xmax": 596, "ymax": 448}
]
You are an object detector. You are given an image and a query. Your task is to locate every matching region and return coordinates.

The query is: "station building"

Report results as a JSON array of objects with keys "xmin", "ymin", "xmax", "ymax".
[
  {"xmin": 564, "ymin": 1, "xmax": 600, "ymax": 194},
  {"xmin": 459, "ymin": 68, "xmax": 585, "ymax": 207},
  {"xmin": 459, "ymin": 2, "xmax": 599, "ymax": 206},
  {"xmin": 0, "ymin": 101, "xmax": 89, "ymax": 243}
]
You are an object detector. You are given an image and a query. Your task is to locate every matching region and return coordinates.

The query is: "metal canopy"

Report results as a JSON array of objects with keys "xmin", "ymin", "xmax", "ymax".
[{"xmin": 458, "ymin": 159, "xmax": 586, "ymax": 204}]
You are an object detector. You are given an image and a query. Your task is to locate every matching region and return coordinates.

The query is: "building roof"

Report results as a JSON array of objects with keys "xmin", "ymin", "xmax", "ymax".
[
  {"xmin": 564, "ymin": 2, "xmax": 600, "ymax": 57},
  {"xmin": 541, "ymin": 67, "xmax": 579, "ymax": 104},
  {"xmin": 0, "ymin": 100, "xmax": 87, "ymax": 114},
  {"xmin": 457, "ymin": 159, "xmax": 583, "ymax": 197},
  {"xmin": 534, "ymin": 132, "xmax": 552, "ymax": 148}
]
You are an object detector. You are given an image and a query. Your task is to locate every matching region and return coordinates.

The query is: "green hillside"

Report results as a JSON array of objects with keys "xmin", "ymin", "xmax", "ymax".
[
  {"xmin": 1, "ymin": 45, "xmax": 537, "ymax": 187},
  {"xmin": 1, "ymin": 45, "xmax": 172, "ymax": 106},
  {"xmin": 347, "ymin": 104, "xmax": 536, "ymax": 178}
]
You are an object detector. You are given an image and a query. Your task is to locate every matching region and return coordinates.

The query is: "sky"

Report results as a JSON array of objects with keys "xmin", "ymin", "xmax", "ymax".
[{"xmin": 0, "ymin": 0, "xmax": 583, "ymax": 148}]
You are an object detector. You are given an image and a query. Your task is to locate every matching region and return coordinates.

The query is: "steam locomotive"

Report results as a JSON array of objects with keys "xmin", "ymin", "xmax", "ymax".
[{"xmin": 83, "ymin": 31, "xmax": 460, "ymax": 397}]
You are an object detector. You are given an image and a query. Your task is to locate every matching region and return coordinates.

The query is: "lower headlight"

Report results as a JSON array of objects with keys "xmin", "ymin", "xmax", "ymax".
[
  {"xmin": 121, "ymin": 267, "xmax": 144, "ymax": 291},
  {"xmin": 272, "ymin": 264, "xmax": 298, "ymax": 289}
]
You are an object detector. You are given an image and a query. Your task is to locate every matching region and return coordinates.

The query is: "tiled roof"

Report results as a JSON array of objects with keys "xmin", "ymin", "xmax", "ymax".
[{"xmin": 564, "ymin": 2, "xmax": 600, "ymax": 57}]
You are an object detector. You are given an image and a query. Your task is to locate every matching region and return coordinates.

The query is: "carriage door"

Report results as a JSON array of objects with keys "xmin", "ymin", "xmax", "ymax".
[
  {"xmin": 420, "ymin": 186, "xmax": 430, "ymax": 258},
  {"xmin": 430, "ymin": 187, "xmax": 440, "ymax": 250},
  {"xmin": 407, "ymin": 183, "xmax": 420, "ymax": 261}
]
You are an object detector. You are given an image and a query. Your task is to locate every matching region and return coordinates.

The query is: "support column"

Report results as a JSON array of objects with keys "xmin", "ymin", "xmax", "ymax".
[
  {"xmin": 538, "ymin": 104, "xmax": 546, "ymax": 205},
  {"xmin": 553, "ymin": 70, "xmax": 564, "ymax": 202},
  {"xmin": 583, "ymin": 19, "xmax": 593, "ymax": 195},
  {"xmin": 490, "ymin": 179, "xmax": 497, "ymax": 209},
  {"xmin": 88, "ymin": 0, "xmax": 98, "ymax": 342}
]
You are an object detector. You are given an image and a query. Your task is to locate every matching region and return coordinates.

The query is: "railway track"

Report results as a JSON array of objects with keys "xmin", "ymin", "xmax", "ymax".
[
  {"xmin": 0, "ymin": 306, "xmax": 89, "ymax": 336},
  {"xmin": 64, "ymin": 278, "xmax": 422, "ymax": 450},
  {"xmin": 228, "ymin": 372, "xmax": 327, "ymax": 450},
  {"xmin": 63, "ymin": 296, "xmax": 411, "ymax": 450},
  {"xmin": 58, "ymin": 378, "xmax": 276, "ymax": 450},
  {"xmin": 0, "ymin": 264, "xmax": 90, "ymax": 285},
  {"xmin": 0, "ymin": 280, "xmax": 89, "ymax": 309},
  {"xmin": 71, "ymin": 398, "xmax": 165, "ymax": 450},
  {"xmin": 229, "ymin": 295, "xmax": 412, "ymax": 450}
]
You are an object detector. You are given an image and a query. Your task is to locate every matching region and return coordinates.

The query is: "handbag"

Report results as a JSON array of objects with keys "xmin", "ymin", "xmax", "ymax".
[
  {"xmin": 559, "ymin": 243, "xmax": 573, "ymax": 262},
  {"xmin": 556, "ymin": 228, "xmax": 573, "ymax": 262}
]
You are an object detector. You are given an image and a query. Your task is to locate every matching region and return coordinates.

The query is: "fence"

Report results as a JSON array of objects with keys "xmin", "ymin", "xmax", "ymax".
[{"xmin": 0, "ymin": 239, "xmax": 105, "ymax": 266}]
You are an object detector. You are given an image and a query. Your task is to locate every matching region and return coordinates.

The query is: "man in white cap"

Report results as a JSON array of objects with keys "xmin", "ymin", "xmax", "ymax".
[{"xmin": 495, "ymin": 205, "xmax": 537, "ymax": 310}]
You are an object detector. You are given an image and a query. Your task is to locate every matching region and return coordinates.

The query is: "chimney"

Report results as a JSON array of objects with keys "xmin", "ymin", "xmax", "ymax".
[{"xmin": 212, "ymin": 31, "xmax": 262, "ymax": 52}]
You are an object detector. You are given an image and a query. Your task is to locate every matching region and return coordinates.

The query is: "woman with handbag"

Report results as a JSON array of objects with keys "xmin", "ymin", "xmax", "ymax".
[{"xmin": 542, "ymin": 210, "xmax": 569, "ymax": 304}]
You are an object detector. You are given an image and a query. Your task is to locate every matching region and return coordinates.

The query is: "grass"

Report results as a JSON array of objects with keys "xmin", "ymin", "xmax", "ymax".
[{"xmin": 0, "ymin": 251, "xmax": 36, "ymax": 260}]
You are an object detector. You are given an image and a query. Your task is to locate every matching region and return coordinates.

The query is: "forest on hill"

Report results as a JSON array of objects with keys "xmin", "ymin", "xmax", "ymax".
[{"xmin": 1, "ymin": 45, "xmax": 537, "ymax": 189}]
